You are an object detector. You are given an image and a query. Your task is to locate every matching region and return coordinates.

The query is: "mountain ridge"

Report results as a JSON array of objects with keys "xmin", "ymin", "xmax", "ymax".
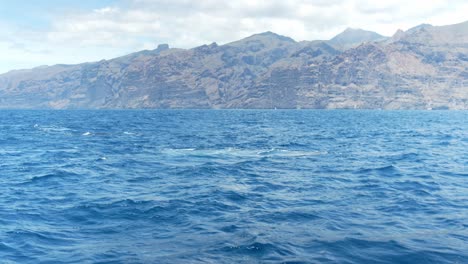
[{"xmin": 0, "ymin": 20, "xmax": 467, "ymax": 109}]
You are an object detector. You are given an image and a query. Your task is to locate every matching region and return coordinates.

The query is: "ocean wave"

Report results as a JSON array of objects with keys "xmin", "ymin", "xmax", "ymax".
[
  {"xmin": 1, "ymin": 110, "xmax": 466, "ymax": 263},
  {"xmin": 161, "ymin": 147, "xmax": 324, "ymax": 158},
  {"xmin": 34, "ymin": 124, "xmax": 73, "ymax": 134}
]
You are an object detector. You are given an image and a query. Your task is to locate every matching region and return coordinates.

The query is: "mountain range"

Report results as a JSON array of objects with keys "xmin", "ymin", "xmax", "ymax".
[{"xmin": 0, "ymin": 20, "xmax": 467, "ymax": 109}]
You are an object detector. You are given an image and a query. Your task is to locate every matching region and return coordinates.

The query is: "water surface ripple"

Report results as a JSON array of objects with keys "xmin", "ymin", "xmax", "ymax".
[{"xmin": 0, "ymin": 110, "xmax": 467, "ymax": 263}]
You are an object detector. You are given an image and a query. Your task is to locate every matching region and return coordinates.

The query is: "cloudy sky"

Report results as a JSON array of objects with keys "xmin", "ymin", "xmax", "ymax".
[{"xmin": 0, "ymin": 0, "xmax": 467, "ymax": 73}]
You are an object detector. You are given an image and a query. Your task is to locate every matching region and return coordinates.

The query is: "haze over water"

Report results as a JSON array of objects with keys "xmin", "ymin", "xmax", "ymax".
[{"xmin": 0, "ymin": 110, "xmax": 467, "ymax": 263}]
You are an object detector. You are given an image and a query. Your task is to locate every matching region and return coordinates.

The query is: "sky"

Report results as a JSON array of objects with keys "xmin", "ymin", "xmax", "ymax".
[{"xmin": 0, "ymin": 0, "xmax": 467, "ymax": 74}]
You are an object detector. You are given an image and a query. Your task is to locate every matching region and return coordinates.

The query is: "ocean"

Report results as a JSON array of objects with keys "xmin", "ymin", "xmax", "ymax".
[{"xmin": 0, "ymin": 110, "xmax": 466, "ymax": 263}]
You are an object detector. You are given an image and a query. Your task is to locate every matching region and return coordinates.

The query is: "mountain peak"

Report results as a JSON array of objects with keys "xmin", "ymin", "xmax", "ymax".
[
  {"xmin": 406, "ymin": 23, "xmax": 433, "ymax": 34},
  {"xmin": 343, "ymin": 27, "xmax": 363, "ymax": 33},
  {"xmin": 393, "ymin": 20, "xmax": 468, "ymax": 45},
  {"xmin": 249, "ymin": 31, "xmax": 296, "ymax": 42},
  {"xmin": 257, "ymin": 31, "xmax": 276, "ymax": 36},
  {"xmin": 391, "ymin": 29, "xmax": 405, "ymax": 39},
  {"xmin": 156, "ymin": 44, "xmax": 170, "ymax": 51},
  {"xmin": 331, "ymin": 27, "xmax": 384, "ymax": 40},
  {"xmin": 328, "ymin": 28, "xmax": 387, "ymax": 50},
  {"xmin": 226, "ymin": 31, "xmax": 296, "ymax": 48}
]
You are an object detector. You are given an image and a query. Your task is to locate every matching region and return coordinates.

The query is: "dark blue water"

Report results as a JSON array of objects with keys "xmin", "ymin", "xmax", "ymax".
[{"xmin": 0, "ymin": 110, "xmax": 467, "ymax": 263}]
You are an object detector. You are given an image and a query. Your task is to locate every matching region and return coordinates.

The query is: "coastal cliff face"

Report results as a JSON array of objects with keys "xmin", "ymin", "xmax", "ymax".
[{"xmin": 0, "ymin": 21, "xmax": 467, "ymax": 109}]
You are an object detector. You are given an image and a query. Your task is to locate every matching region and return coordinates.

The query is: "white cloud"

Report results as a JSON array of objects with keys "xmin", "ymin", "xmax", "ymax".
[{"xmin": 1, "ymin": 0, "xmax": 467, "ymax": 73}]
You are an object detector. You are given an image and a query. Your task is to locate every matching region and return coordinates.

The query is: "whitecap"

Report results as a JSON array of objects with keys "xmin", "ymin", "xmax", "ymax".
[{"xmin": 34, "ymin": 124, "xmax": 72, "ymax": 133}]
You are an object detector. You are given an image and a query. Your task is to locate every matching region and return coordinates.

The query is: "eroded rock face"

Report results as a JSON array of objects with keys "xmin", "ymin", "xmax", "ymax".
[{"xmin": 0, "ymin": 21, "xmax": 467, "ymax": 109}]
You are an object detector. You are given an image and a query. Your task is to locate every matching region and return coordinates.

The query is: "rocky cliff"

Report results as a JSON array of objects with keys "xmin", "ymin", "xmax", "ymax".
[{"xmin": 0, "ymin": 21, "xmax": 467, "ymax": 109}]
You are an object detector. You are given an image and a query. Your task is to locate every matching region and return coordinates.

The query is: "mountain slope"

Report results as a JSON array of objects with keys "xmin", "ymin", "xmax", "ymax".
[
  {"xmin": 253, "ymin": 21, "xmax": 468, "ymax": 109},
  {"xmin": 0, "ymin": 21, "xmax": 466, "ymax": 109}
]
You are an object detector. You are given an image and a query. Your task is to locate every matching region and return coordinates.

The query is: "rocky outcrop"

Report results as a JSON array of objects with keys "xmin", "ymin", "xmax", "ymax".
[{"xmin": 0, "ymin": 21, "xmax": 467, "ymax": 109}]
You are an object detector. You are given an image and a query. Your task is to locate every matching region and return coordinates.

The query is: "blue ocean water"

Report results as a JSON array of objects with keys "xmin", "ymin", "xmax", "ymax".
[{"xmin": 0, "ymin": 110, "xmax": 467, "ymax": 263}]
